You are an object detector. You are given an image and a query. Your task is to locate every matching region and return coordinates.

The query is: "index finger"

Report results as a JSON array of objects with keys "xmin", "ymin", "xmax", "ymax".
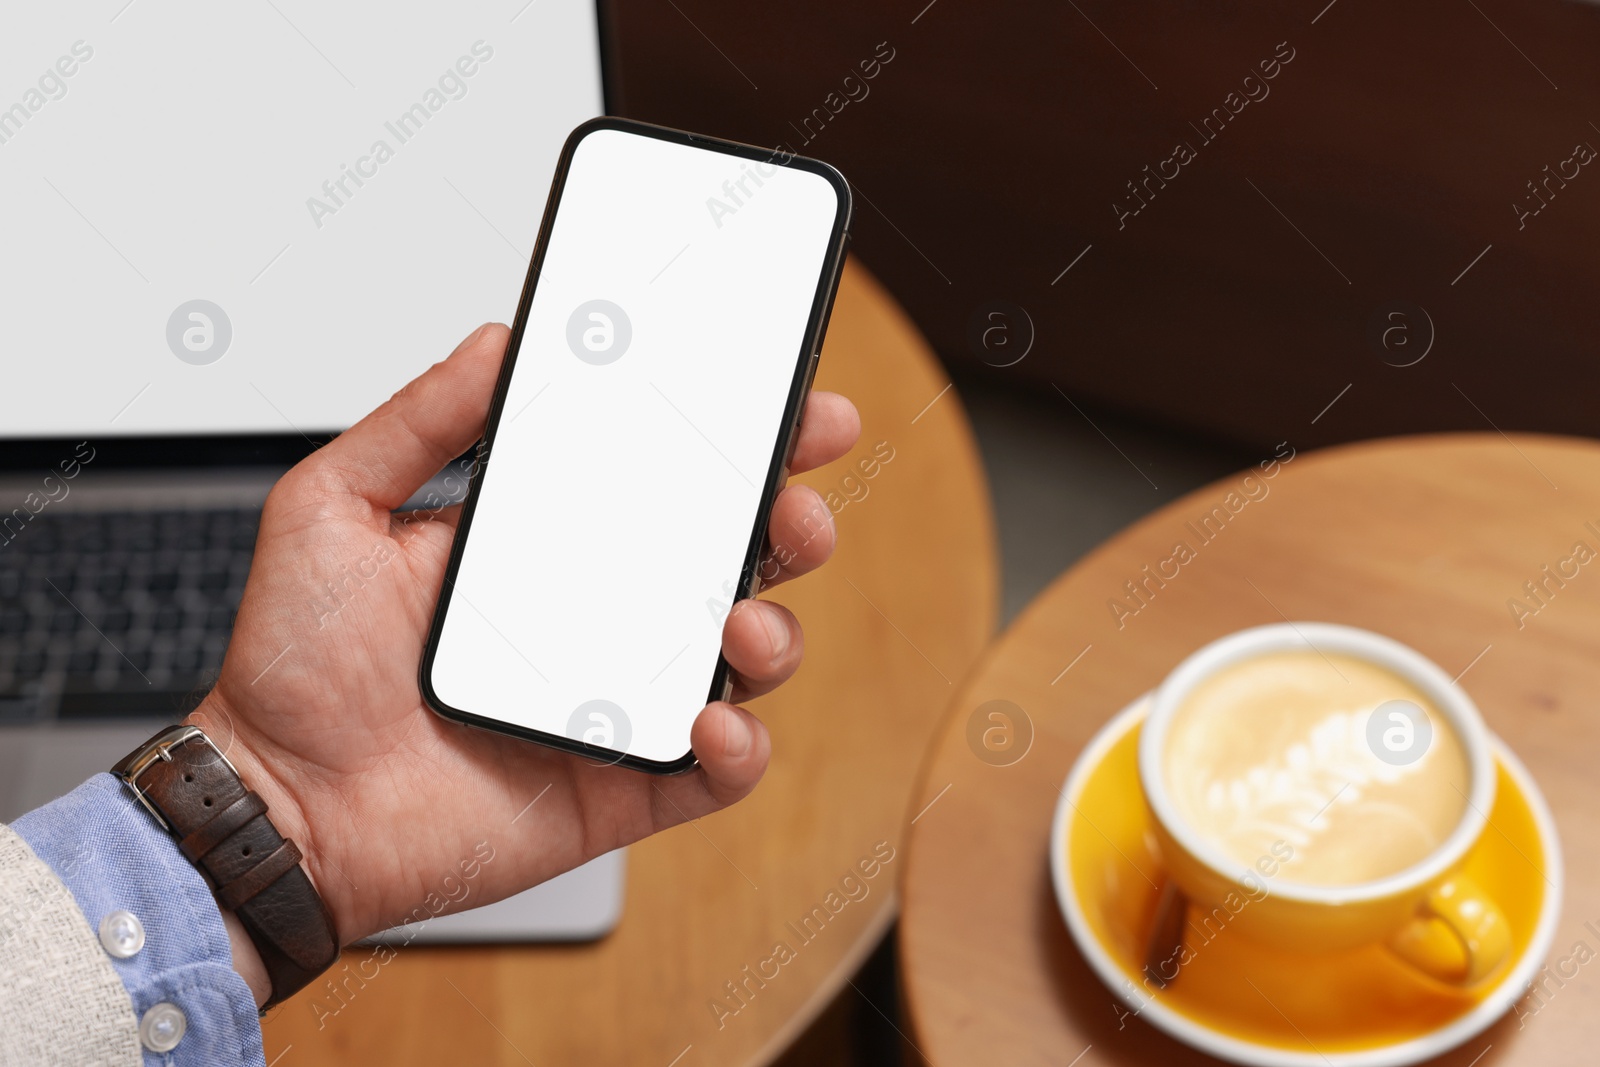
[{"xmin": 788, "ymin": 391, "xmax": 860, "ymax": 475}]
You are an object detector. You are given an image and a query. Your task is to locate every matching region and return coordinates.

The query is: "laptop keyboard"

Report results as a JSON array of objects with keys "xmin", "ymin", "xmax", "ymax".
[{"xmin": 0, "ymin": 508, "xmax": 258, "ymax": 722}]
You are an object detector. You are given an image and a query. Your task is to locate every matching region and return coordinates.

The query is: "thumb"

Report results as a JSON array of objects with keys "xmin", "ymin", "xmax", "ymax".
[{"xmin": 300, "ymin": 323, "xmax": 509, "ymax": 510}]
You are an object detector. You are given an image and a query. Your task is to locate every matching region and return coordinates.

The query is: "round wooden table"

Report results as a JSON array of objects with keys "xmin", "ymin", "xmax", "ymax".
[
  {"xmin": 260, "ymin": 259, "xmax": 999, "ymax": 1066},
  {"xmin": 899, "ymin": 434, "xmax": 1600, "ymax": 1066}
]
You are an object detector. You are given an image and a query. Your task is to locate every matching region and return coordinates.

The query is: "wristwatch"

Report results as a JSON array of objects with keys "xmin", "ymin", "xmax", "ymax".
[{"xmin": 112, "ymin": 724, "xmax": 340, "ymax": 1008}]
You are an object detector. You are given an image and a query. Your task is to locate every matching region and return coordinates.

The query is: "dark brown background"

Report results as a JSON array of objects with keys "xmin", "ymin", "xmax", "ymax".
[{"xmin": 606, "ymin": 0, "xmax": 1600, "ymax": 452}]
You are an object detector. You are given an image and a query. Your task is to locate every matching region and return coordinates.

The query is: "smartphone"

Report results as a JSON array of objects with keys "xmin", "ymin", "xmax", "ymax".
[{"xmin": 419, "ymin": 118, "xmax": 852, "ymax": 774}]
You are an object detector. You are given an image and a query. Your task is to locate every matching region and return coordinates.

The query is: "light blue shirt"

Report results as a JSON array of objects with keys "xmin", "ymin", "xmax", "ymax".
[{"xmin": 13, "ymin": 773, "xmax": 265, "ymax": 1067}]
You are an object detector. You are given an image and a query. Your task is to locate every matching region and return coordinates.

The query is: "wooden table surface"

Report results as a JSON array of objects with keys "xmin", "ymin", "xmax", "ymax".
[
  {"xmin": 899, "ymin": 434, "xmax": 1600, "ymax": 1066},
  {"xmin": 259, "ymin": 258, "xmax": 999, "ymax": 1066}
]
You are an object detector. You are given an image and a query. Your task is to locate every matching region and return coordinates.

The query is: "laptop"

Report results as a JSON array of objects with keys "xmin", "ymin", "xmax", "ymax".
[{"xmin": 0, "ymin": 1, "xmax": 624, "ymax": 942}]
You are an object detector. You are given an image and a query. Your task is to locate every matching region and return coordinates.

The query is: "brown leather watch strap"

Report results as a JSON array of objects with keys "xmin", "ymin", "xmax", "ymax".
[{"xmin": 113, "ymin": 725, "xmax": 339, "ymax": 1008}]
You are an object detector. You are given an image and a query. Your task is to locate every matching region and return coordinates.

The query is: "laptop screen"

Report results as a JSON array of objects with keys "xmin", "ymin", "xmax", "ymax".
[{"xmin": 0, "ymin": 2, "xmax": 605, "ymax": 441}]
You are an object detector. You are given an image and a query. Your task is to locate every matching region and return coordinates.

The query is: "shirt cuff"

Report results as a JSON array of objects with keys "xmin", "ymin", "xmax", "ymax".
[{"xmin": 12, "ymin": 773, "xmax": 266, "ymax": 1067}]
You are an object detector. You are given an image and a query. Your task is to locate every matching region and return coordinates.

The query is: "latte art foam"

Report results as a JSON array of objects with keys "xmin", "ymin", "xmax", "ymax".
[{"xmin": 1163, "ymin": 651, "xmax": 1471, "ymax": 886}]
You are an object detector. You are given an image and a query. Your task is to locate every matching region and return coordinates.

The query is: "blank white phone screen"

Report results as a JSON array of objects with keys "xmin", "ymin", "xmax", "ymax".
[{"xmin": 428, "ymin": 128, "xmax": 842, "ymax": 765}]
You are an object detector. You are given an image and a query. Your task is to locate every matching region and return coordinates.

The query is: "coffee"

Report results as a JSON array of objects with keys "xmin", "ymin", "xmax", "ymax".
[{"xmin": 1161, "ymin": 650, "xmax": 1471, "ymax": 886}]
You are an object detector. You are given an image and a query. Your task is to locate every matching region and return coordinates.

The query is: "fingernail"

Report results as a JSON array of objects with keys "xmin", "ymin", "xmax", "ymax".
[
  {"xmin": 463, "ymin": 322, "xmax": 491, "ymax": 347},
  {"xmin": 758, "ymin": 603, "xmax": 790, "ymax": 663},
  {"xmin": 724, "ymin": 709, "xmax": 752, "ymax": 758}
]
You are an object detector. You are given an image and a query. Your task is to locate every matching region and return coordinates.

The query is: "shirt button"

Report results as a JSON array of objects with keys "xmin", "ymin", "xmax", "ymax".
[
  {"xmin": 139, "ymin": 1002, "xmax": 187, "ymax": 1053},
  {"xmin": 98, "ymin": 910, "xmax": 145, "ymax": 959}
]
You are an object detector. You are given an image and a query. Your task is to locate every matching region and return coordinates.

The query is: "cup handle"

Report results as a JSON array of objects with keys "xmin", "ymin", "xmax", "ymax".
[{"xmin": 1384, "ymin": 874, "xmax": 1511, "ymax": 986}]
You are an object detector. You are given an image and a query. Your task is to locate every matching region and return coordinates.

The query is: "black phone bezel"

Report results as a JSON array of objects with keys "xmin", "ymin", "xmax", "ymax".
[{"xmin": 417, "ymin": 116, "xmax": 853, "ymax": 775}]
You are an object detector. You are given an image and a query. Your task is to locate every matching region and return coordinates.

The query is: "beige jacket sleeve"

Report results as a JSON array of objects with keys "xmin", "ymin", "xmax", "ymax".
[{"xmin": 0, "ymin": 823, "xmax": 142, "ymax": 1067}]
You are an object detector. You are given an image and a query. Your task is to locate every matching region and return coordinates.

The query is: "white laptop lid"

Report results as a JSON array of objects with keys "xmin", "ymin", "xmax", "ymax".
[
  {"xmin": 0, "ymin": 1, "xmax": 624, "ymax": 943},
  {"xmin": 1, "ymin": 1, "xmax": 605, "ymax": 441}
]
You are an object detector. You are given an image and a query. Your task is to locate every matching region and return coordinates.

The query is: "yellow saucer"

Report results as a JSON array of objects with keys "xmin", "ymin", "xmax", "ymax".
[{"xmin": 1050, "ymin": 696, "xmax": 1563, "ymax": 1067}]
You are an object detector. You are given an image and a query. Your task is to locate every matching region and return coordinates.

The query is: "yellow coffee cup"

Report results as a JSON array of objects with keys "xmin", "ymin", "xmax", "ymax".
[{"xmin": 1137, "ymin": 623, "xmax": 1510, "ymax": 986}]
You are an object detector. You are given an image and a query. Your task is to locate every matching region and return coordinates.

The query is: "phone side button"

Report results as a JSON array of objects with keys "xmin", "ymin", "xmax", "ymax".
[{"xmin": 784, "ymin": 354, "xmax": 821, "ymax": 471}]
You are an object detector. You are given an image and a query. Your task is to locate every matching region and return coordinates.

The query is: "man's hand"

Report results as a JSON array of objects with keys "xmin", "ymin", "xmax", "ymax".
[{"xmin": 188, "ymin": 323, "xmax": 860, "ymax": 977}]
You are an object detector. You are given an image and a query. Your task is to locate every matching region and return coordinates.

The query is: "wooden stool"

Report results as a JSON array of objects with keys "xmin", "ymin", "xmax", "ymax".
[{"xmin": 901, "ymin": 435, "xmax": 1600, "ymax": 1066}]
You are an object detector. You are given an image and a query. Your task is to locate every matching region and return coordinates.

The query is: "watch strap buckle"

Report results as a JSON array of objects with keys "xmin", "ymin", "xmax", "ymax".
[{"xmin": 112, "ymin": 724, "xmax": 239, "ymax": 834}]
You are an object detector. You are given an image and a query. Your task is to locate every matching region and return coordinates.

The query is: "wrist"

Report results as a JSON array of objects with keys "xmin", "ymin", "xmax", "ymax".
[
  {"xmin": 113, "ymin": 712, "xmax": 342, "ymax": 1008},
  {"xmin": 183, "ymin": 693, "xmax": 344, "ymax": 943},
  {"xmin": 222, "ymin": 908, "xmax": 273, "ymax": 1008},
  {"xmin": 184, "ymin": 696, "xmax": 322, "ymax": 889}
]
